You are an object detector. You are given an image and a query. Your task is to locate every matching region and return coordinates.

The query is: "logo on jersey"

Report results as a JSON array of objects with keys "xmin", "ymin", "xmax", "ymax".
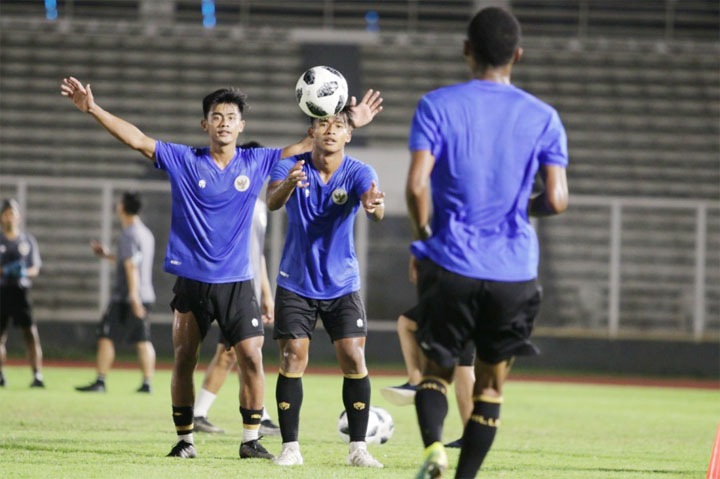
[
  {"xmin": 18, "ymin": 241, "xmax": 30, "ymax": 256},
  {"xmin": 331, "ymin": 188, "xmax": 348, "ymax": 205},
  {"xmin": 234, "ymin": 175, "xmax": 250, "ymax": 192},
  {"xmin": 356, "ymin": 318, "xmax": 364, "ymax": 328},
  {"xmin": 198, "ymin": 179, "xmax": 207, "ymax": 189},
  {"xmin": 251, "ymin": 318, "xmax": 259, "ymax": 328},
  {"xmin": 353, "ymin": 402, "xmax": 366, "ymax": 411}
]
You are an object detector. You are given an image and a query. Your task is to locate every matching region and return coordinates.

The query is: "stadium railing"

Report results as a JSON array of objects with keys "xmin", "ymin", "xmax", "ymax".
[{"xmin": 0, "ymin": 174, "xmax": 717, "ymax": 341}]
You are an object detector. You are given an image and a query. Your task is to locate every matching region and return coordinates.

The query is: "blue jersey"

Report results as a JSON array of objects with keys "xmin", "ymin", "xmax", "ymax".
[
  {"xmin": 270, "ymin": 152, "xmax": 378, "ymax": 299},
  {"xmin": 155, "ymin": 141, "xmax": 281, "ymax": 283},
  {"xmin": 408, "ymin": 79, "xmax": 569, "ymax": 281}
]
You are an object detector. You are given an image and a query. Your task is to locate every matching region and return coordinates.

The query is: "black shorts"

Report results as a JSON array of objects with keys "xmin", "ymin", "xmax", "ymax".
[
  {"xmin": 404, "ymin": 260, "xmax": 475, "ymax": 367},
  {"xmin": 413, "ymin": 260, "xmax": 542, "ymax": 368},
  {"xmin": 0, "ymin": 286, "xmax": 33, "ymax": 332},
  {"xmin": 98, "ymin": 301, "xmax": 152, "ymax": 343},
  {"xmin": 170, "ymin": 276, "xmax": 263, "ymax": 346},
  {"xmin": 273, "ymin": 286, "xmax": 367, "ymax": 342}
]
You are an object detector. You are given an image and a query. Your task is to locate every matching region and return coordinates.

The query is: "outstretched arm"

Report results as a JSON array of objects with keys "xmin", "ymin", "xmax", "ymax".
[
  {"xmin": 405, "ymin": 150, "xmax": 435, "ymax": 241},
  {"xmin": 61, "ymin": 77, "xmax": 157, "ymax": 160},
  {"xmin": 279, "ymin": 90, "xmax": 384, "ymax": 159},
  {"xmin": 266, "ymin": 159, "xmax": 309, "ymax": 211},
  {"xmin": 361, "ymin": 181, "xmax": 385, "ymax": 222},
  {"xmin": 529, "ymin": 164, "xmax": 568, "ymax": 217}
]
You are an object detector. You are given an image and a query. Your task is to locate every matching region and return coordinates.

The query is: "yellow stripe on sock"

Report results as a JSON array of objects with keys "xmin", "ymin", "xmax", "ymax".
[
  {"xmin": 473, "ymin": 394, "xmax": 503, "ymax": 404},
  {"xmin": 422, "ymin": 376, "xmax": 450, "ymax": 389},
  {"xmin": 279, "ymin": 369, "xmax": 304, "ymax": 378},
  {"xmin": 343, "ymin": 371, "xmax": 368, "ymax": 379},
  {"xmin": 243, "ymin": 424, "xmax": 260, "ymax": 430},
  {"xmin": 175, "ymin": 424, "xmax": 194, "ymax": 431}
]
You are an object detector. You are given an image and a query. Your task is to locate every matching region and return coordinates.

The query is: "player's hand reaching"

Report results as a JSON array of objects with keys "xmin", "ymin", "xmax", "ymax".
[
  {"xmin": 349, "ymin": 90, "xmax": 383, "ymax": 128},
  {"xmin": 361, "ymin": 181, "xmax": 385, "ymax": 215},
  {"xmin": 130, "ymin": 296, "xmax": 147, "ymax": 319},
  {"xmin": 61, "ymin": 77, "xmax": 97, "ymax": 113},
  {"xmin": 285, "ymin": 160, "xmax": 309, "ymax": 189}
]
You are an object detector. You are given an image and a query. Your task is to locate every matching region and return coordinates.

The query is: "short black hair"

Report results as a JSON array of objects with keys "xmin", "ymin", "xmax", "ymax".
[
  {"xmin": 309, "ymin": 104, "xmax": 354, "ymax": 128},
  {"xmin": 202, "ymin": 88, "xmax": 248, "ymax": 118},
  {"xmin": 467, "ymin": 7, "xmax": 521, "ymax": 67},
  {"xmin": 1, "ymin": 198, "xmax": 19, "ymax": 214},
  {"xmin": 240, "ymin": 141, "xmax": 263, "ymax": 149},
  {"xmin": 121, "ymin": 191, "xmax": 142, "ymax": 215}
]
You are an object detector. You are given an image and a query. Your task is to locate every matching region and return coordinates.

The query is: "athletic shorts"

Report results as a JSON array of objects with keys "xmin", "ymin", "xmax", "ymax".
[
  {"xmin": 273, "ymin": 286, "xmax": 367, "ymax": 342},
  {"xmin": 413, "ymin": 260, "xmax": 542, "ymax": 368},
  {"xmin": 97, "ymin": 301, "xmax": 152, "ymax": 343},
  {"xmin": 404, "ymin": 260, "xmax": 475, "ymax": 366},
  {"xmin": 170, "ymin": 276, "xmax": 263, "ymax": 346},
  {"xmin": 0, "ymin": 286, "xmax": 33, "ymax": 332}
]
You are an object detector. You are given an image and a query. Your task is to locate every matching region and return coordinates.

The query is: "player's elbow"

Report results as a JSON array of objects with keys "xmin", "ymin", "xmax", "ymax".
[{"xmin": 547, "ymin": 188, "xmax": 569, "ymax": 214}]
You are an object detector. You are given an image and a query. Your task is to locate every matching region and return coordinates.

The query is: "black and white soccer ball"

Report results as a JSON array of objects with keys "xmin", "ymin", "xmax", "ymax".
[
  {"xmin": 337, "ymin": 406, "xmax": 394, "ymax": 444},
  {"xmin": 296, "ymin": 66, "xmax": 348, "ymax": 118}
]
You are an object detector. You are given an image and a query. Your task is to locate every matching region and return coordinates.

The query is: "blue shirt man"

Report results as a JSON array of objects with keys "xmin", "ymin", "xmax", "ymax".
[
  {"xmin": 270, "ymin": 151, "xmax": 378, "ymax": 299},
  {"xmin": 408, "ymin": 80, "xmax": 568, "ymax": 281}
]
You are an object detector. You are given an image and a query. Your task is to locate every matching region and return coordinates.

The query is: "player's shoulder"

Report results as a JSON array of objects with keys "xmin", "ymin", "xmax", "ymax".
[{"xmin": 511, "ymin": 85, "xmax": 560, "ymax": 118}]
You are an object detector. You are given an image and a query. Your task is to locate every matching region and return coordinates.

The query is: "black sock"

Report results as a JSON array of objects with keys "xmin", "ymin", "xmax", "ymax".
[
  {"xmin": 342, "ymin": 374, "xmax": 371, "ymax": 442},
  {"xmin": 455, "ymin": 396, "xmax": 502, "ymax": 478},
  {"xmin": 171, "ymin": 405, "xmax": 194, "ymax": 442},
  {"xmin": 414, "ymin": 377, "xmax": 449, "ymax": 447},
  {"xmin": 276, "ymin": 371, "xmax": 303, "ymax": 443},
  {"xmin": 240, "ymin": 406, "xmax": 263, "ymax": 442}
]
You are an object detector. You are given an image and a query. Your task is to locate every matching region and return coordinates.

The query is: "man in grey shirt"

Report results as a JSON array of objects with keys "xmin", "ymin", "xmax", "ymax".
[
  {"xmin": 76, "ymin": 191, "xmax": 157, "ymax": 393},
  {"xmin": 0, "ymin": 199, "xmax": 44, "ymax": 388}
]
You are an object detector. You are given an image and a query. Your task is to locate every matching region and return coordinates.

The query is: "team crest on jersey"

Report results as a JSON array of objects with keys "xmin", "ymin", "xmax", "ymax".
[
  {"xmin": 331, "ymin": 188, "xmax": 348, "ymax": 205},
  {"xmin": 198, "ymin": 179, "xmax": 207, "ymax": 189},
  {"xmin": 234, "ymin": 175, "xmax": 250, "ymax": 192},
  {"xmin": 18, "ymin": 241, "xmax": 30, "ymax": 256}
]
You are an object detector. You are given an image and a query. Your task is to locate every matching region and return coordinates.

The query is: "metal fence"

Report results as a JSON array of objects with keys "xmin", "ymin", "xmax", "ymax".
[{"xmin": 0, "ymin": 175, "xmax": 717, "ymax": 340}]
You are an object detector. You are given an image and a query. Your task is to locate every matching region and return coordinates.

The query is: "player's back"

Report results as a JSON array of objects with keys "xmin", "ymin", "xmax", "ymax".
[{"xmin": 409, "ymin": 79, "xmax": 568, "ymax": 281}]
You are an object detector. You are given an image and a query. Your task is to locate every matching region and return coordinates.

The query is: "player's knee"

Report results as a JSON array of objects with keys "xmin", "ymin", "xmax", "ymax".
[
  {"xmin": 174, "ymin": 344, "xmax": 198, "ymax": 369},
  {"xmin": 219, "ymin": 349, "xmax": 236, "ymax": 369},
  {"xmin": 236, "ymin": 347, "xmax": 263, "ymax": 372},
  {"xmin": 280, "ymin": 343, "xmax": 307, "ymax": 372}
]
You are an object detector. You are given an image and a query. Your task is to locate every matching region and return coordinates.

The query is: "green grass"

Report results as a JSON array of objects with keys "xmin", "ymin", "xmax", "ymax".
[{"xmin": 0, "ymin": 366, "xmax": 717, "ymax": 478}]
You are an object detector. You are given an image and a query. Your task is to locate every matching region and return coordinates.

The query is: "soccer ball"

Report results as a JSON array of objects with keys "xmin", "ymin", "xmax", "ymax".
[
  {"xmin": 295, "ymin": 66, "xmax": 348, "ymax": 118},
  {"xmin": 337, "ymin": 406, "xmax": 394, "ymax": 444}
]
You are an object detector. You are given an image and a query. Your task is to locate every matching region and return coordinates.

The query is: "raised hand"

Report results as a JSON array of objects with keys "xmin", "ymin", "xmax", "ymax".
[
  {"xmin": 348, "ymin": 89, "xmax": 383, "ymax": 128},
  {"xmin": 285, "ymin": 160, "xmax": 309, "ymax": 189},
  {"xmin": 361, "ymin": 181, "xmax": 385, "ymax": 215},
  {"xmin": 61, "ymin": 77, "xmax": 96, "ymax": 113}
]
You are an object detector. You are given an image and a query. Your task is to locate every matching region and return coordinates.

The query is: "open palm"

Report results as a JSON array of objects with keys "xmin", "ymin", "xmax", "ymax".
[{"xmin": 60, "ymin": 76, "xmax": 96, "ymax": 113}]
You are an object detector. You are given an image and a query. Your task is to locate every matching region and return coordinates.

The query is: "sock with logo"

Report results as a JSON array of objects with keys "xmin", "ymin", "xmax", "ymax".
[
  {"xmin": 342, "ymin": 373, "xmax": 371, "ymax": 442},
  {"xmin": 240, "ymin": 406, "xmax": 263, "ymax": 443},
  {"xmin": 455, "ymin": 395, "xmax": 502, "ymax": 477},
  {"xmin": 276, "ymin": 370, "xmax": 303, "ymax": 443},
  {"xmin": 172, "ymin": 405, "xmax": 194, "ymax": 444},
  {"xmin": 414, "ymin": 377, "xmax": 449, "ymax": 447}
]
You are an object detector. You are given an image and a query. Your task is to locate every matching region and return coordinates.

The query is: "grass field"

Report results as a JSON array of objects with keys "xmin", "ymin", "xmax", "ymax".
[{"xmin": 0, "ymin": 365, "xmax": 717, "ymax": 478}]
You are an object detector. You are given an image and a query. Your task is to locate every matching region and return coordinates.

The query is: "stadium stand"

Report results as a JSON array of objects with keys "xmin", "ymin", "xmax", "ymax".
[{"xmin": 0, "ymin": 1, "xmax": 718, "ymax": 338}]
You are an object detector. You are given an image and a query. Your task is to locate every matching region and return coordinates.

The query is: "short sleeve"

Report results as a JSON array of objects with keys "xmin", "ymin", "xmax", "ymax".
[
  {"xmin": 154, "ymin": 141, "xmax": 191, "ymax": 174},
  {"xmin": 117, "ymin": 234, "xmax": 140, "ymax": 264},
  {"xmin": 352, "ymin": 164, "xmax": 379, "ymax": 199},
  {"xmin": 247, "ymin": 147, "xmax": 283, "ymax": 179},
  {"xmin": 270, "ymin": 157, "xmax": 297, "ymax": 182},
  {"xmin": 409, "ymin": 96, "xmax": 442, "ymax": 157},
  {"xmin": 28, "ymin": 235, "xmax": 41, "ymax": 269},
  {"xmin": 538, "ymin": 110, "xmax": 569, "ymax": 167}
]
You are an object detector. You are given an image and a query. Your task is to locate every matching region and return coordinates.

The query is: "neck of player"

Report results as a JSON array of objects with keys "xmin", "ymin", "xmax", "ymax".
[
  {"xmin": 121, "ymin": 215, "xmax": 138, "ymax": 228},
  {"xmin": 311, "ymin": 148, "xmax": 344, "ymax": 181},
  {"xmin": 2, "ymin": 225, "xmax": 19, "ymax": 239},
  {"xmin": 210, "ymin": 142, "xmax": 237, "ymax": 170},
  {"xmin": 473, "ymin": 65, "xmax": 512, "ymax": 85}
]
